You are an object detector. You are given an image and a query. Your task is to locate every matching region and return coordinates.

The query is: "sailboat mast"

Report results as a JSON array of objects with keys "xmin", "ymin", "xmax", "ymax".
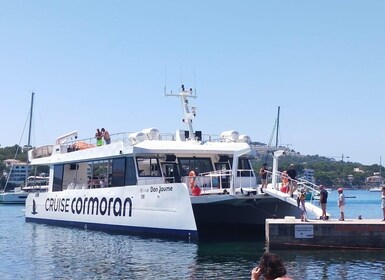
[
  {"xmin": 27, "ymin": 92, "xmax": 35, "ymax": 147},
  {"xmin": 275, "ymin": 106, "xmax": 280, "ymax": 148}
]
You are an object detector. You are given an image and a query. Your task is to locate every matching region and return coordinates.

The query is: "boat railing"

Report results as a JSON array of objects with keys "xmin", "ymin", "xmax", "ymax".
[
  {"xmin": 187, "ymin": 169, "xmax": 256, "ymax": 194},
  {"xmin": 184, "ymin": 170, "xmax": 231, "ymax": 195},
  {"xmin": 58, "ymin": 131, "xmax": 230, "ymax": 152},
  {"xmin": 270, "ymin": 170, "xmax": 321, "ymax": 203},
  {"xmin": 33, "ymin": 130, "xmax": 235, "ymax": 158},
  {"xmin": 236, "ymin": 169, "xmax": 256, "ymax": 189}
]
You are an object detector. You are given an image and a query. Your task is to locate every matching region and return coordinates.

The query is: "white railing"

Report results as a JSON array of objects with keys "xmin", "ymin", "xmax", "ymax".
[
  {"xmin": 185, "ymin": 169, "xmax": 256, "ymax": 194},
  {"xmin": 268, "ymin": 170, "xmax": 321, "ymax": 203}
]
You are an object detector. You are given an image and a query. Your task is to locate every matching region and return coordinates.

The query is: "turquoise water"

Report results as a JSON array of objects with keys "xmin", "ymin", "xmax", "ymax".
[
  {"xmin": 321, "ymin": 189, "xmax": 383, "ymax": 220},
  {"xmin": 0, "ymin": 190, "xmax": 384, "ymax": 279}
]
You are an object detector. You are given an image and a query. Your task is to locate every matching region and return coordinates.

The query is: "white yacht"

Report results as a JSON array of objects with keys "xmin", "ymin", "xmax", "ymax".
[
  {"xmin": 25, "ymin": 86, "xmax": 321, "ymax": 240},
  {"xmin": 0, "ymin": 176, "xmax": 49, "ymax": 204}
]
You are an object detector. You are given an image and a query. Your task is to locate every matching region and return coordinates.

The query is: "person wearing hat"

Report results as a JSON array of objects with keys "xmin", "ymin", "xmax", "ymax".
[
  {"xmin": 337, "ymin": 188, "xmax": 345, "ymax": 221},
  {"xmin": 319, "ymin": 185, "xmax": 328, "ymax": 220},
  {"xmin": 259, "ymin": 163, "xmax": 268, "ymax": 193}
]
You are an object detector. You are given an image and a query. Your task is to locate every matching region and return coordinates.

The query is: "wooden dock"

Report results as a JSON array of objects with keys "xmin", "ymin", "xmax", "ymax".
[{"xmin": 266, "ymin": 217, "xmax": 385, "ymax": 250}]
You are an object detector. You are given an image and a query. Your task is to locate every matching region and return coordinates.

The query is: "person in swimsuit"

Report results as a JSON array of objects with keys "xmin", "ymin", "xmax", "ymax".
[{"xmin": 101, "ymin": 128, "xmax": 111, "ymax": 145}]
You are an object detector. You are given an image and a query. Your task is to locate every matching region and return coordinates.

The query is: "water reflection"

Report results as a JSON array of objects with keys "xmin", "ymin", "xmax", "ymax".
[{"xmin": 25, "ymin": 224, "xmax": 199, "ymax": 279}]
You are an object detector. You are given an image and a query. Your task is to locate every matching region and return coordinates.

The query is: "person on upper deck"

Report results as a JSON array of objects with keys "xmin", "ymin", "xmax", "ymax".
[
  {"xmin": 95, "ymin": 129, "xmax": 103, "ymax": 146},
  {"xmin": 101, "ymin": 128, "xmax": 111, "ymax": 145}
]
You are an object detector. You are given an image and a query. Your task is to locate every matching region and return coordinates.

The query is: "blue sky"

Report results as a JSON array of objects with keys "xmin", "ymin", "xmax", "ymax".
[{"xmin": 1, "ymin": 1, "xmax": 384, "ymax": 165}]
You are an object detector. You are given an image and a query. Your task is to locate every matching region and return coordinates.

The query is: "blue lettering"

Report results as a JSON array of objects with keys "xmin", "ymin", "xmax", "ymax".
[
  {"xmin": 100, "ymin": 198, "xmax": 107, "ymax": 215},
  {"xmin": 65, "ymin": 198, "xmax": 70, "ymax": 212},
  {"xmin": 44, "ymin": 196, "xmax": 133, "ymax": 217}
]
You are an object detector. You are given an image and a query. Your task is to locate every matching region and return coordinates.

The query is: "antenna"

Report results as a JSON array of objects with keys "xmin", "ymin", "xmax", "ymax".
[
  {"xmin": 164, "ymin": 65, "xmax": 167, "ymax": 95},
  {"xmin": 165, "ymin": 84, "xmax": 197, "ymax": 139},
  {"xmin": 194, "ymin": 68, "xmax": 197, "ymax": 96},
  {"xmin": 180, "ymin": 64, "xmax": 183, "ymax": 86}
]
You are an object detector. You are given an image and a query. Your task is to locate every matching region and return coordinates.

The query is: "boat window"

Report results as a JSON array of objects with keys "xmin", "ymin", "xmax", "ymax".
[
  {"xmin": 178, "ymin": 157, "xmax": 213, "ymax": 176},
  {"xmin": 215, "ymin": 162, "xmax": 230, "ymax": 171},
  {"xmin": 161, "ymin": 163, "xmax": 181, "ymax": 183},
  {"xmin": 125, "ymin": 157, "xmax": 137, "ymax": 185},
  {"xmin": 89, "ymin": 160, "xmax": 111, "ymax": 188},
  {"xmin": 136, "ymin": 157, "xmax": 161, "ymax": 177},
  {"xmin": 27, "ymin": 176, "xmax": 49, "ymax": 187},
  {"xmin": 229, "ymin": 158, "xmax": 254, "ymax": 177},
  {"xmin": 111, "ymin": 158, "xmax": 125, "ymax": 187},
  {"xmin": 53, "ymin": 165, "xmax": 64, "ymax": 192}
]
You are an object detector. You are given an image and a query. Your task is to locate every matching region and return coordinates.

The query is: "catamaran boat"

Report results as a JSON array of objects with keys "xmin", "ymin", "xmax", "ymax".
[{"xmin": 25, "ymin": 86, "xmax": 323, "ymax": 240}]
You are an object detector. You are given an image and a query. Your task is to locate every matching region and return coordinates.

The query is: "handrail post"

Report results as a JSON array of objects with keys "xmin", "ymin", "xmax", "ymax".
[{"xmin": 272, "ymin": 150, "xmax": 285, "ymax": 190}]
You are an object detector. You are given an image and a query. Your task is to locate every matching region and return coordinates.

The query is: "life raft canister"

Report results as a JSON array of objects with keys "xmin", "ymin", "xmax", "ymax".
[{"xmin": 188, "ymin": 170, "xmax": 201, "ymax": 196}]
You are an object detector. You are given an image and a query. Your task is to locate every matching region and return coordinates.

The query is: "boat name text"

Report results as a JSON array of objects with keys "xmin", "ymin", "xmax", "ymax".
[
  {"xmin": 150, "ymin": 186, "xmax": 173, "ymax": 193},
  {"xmin": 45, "ymin": 196, "xmax": 132, "ymax": 217}
]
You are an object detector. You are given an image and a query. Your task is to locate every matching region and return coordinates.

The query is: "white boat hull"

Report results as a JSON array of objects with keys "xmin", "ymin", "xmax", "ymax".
[
  {"xmin": 0, "ymin": 191, "xmax": 28, "ymax": 204},
  {"xmin": 25, "ymin": 183, "xmax": 199, "ymax": 240}
]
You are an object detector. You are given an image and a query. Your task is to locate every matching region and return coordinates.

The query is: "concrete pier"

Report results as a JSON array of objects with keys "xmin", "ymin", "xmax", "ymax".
[{"xmin": 266, "ymin": 217, "xmax": 385, "ymax": 250}]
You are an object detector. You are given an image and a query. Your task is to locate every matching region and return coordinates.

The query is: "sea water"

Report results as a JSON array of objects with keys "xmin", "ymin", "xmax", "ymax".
[{"xmin": 0, "ymin": 190, "xmax": 384, "ymax": 280}]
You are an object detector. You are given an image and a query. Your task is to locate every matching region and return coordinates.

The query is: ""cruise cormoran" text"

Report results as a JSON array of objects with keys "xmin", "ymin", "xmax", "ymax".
[{"xmin": 45, "ymin": 196, "xmax": 132, "ymax": 217}]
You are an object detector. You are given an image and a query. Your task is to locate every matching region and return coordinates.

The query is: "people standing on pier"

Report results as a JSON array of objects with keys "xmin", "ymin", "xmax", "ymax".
[
  {"xmin": 319, "ymin": 185, "xmax": 328, "ymax": 220},
  {"xmin": 95, "ymin": 128, "xmax": 103, "ymax": 146},
  {"xmin": 259, "ymin": 163, "xmax": 268, "ymax": 193},
  {"xmin": 299, "ymin": 190, "xmax": 308, "ymax": 222},
  {"xmin": 101, "ymin": 128, "xmax": 111, "ymax": 145},
  {"xmin": 251, "ymin": 252, "xmax": 293, "ymax": 280},
  {"xmin": 286, "ymin": 164, "xmax": 297, "ymax": 198},
  {"xmin": 338, "ymin": 188, "xmax": 345, "ymax": 221},
  {"xmin": 381, "ymin": 186, "xmax": 385, "ymax": 221}
]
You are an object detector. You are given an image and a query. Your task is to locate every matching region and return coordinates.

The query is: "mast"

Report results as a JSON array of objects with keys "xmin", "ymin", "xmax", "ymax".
[
  {"xmin": 3, "ymin": 92, "xmax": 35, "ymax": 191},
  {"xmin": 165, "ymin": 85, "xmax": 197, "ymax": 139},
  {"xmin": 275, "ymin": 106, "xmax": 280, "ymax": 148},
  {"xmin": 27, "ymin": 92, "xmax": 35, "ymax": 148}
]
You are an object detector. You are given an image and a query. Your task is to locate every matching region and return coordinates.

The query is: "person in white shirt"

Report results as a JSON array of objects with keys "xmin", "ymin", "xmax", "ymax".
[{"xmin": 338, "ymin": 188, "xmax": 345, "ymax": 221}]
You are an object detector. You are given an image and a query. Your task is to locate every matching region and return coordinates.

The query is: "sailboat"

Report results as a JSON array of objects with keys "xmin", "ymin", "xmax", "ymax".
[{"xmin": 0, "ymin": 92, "xmax": 48, "ymax": 204}]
